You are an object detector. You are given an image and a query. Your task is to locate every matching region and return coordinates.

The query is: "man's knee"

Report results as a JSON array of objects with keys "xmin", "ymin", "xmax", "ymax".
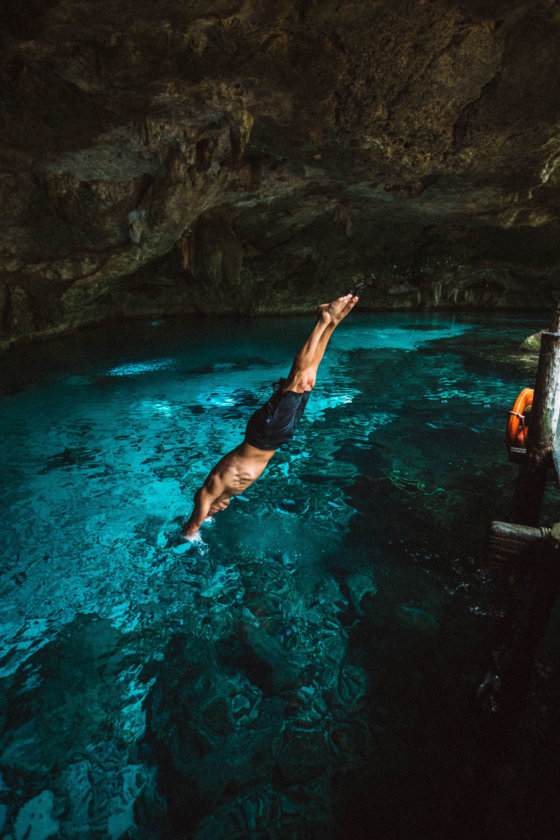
[
  {"xmin": 303, "ymin": 371, "xmax": 316, "ymax": 391},
  {"xmin": 296, "ymin": 369, "xmax": 316, "ymax": 392},
  {"xmin": 284, "ymin": 371, "xmax": 314, "ymax": 392},
  {"xmin": 285, "ymin": 360, "xmax": 317, "ymax": 392}
]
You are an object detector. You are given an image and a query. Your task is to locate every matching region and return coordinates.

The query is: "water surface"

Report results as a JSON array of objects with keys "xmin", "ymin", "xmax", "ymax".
[{"xmin": 0, "ymin": 311, "xmax": 545, "ymax": 839}]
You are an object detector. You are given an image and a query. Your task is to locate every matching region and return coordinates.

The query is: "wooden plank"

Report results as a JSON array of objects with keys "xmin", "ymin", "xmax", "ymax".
[{"xmin": 488, "ymin": 520, "xmax": 550, "ymax": 567}]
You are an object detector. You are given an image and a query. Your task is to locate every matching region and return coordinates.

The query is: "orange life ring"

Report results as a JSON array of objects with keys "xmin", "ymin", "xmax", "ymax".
[{"xmin": 506, "ymin": 387, "xmax": 533, "ymax": 449}]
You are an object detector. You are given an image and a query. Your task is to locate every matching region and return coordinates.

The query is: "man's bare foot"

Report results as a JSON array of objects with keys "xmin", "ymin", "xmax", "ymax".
[{"xmin": 317, "ymin": 294, "xmax": 358, "ymax": 325}]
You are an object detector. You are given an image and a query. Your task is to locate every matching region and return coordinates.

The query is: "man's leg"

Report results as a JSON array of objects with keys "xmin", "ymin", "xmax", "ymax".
[{"xmin": 283, "ymin": 294, "xmax": 358, "ymax": 393}]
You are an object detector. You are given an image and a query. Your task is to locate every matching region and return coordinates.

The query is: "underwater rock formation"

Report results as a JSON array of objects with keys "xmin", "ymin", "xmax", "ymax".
[
  {"xmin": 143, "ymin": 553, "xmax": 369, "ymax": 839},
  {"xmin": 1, "ymin": 0, "xmax": 560, "ymax": 348}
]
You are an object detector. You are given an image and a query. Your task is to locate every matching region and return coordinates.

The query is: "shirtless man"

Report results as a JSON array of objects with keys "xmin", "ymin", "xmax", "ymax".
[{"xmin": 182, "ymin": 294, "xmax": 358, "ymax": 539}]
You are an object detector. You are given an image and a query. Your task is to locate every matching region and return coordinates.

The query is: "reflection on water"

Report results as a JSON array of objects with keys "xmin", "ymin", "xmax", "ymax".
[
  {"xmin": 108, "ymin": 358, "xmax": 177, "ymax": 377},
  {"xmin": 0, "ymin": 312, "xmax": 544, "ymax": 839}
]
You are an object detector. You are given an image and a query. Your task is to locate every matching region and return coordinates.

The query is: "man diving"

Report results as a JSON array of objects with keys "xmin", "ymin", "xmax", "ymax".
[{"xmin": 182, "ymin": 294, "xmax": 358, "ymax": 539}]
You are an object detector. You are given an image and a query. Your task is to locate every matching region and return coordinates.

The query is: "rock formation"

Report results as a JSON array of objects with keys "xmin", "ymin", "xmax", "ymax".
[{"xmin": 1, "ymin": 0, "xmax": 560, "ymax": 349}]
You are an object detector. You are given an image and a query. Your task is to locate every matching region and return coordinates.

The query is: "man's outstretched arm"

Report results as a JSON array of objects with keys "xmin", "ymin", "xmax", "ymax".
[
  {"xmin": 182, "ymin": 487, "xmax": 214, "ymax": 539},
  {"xmin": 182, "ymin": 472, "xmax": 224, "ymax": 539}
]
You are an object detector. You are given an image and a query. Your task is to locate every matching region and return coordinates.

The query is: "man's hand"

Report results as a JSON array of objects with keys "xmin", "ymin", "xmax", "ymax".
[{"xmin": 181, "ymin": 519, "xmax": 203, "ymax": 540}]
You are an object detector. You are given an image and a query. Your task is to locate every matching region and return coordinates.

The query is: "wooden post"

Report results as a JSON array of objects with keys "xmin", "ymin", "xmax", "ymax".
[
  {"xmin": 511, "ymin": 304, "xmax": 560, "ymax": 526},
  {"xmin": 472, "ymin": 307, "xmax": 560, "ymax": 834},
  {"xmin": 490, "ymin": 530, "xmax": 560, "ymax": 722},
  {"xmin": 527, "ymin": 320, "xmax": 560, "ymax": 464},
  {"xmin": 471, "ymin": 524, "xmax": 560, "ymax": 834}
]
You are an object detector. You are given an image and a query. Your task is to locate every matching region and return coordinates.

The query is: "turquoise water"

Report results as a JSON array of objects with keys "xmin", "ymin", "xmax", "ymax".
[{"xmin": 0, "ymin": 311, "xmax": 545, "ymax": 839}]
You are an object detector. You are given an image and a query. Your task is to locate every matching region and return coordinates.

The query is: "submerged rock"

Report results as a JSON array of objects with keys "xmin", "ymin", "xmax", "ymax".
[
  {"xmin": 142, "ymin": 551, "xmax": 369, "ymax": 838},
  {"xmin": 345, "ymin": 571, "xmax": 378, "ymax": 616},
  {"xmin": 13, "ymin": 790, "xmax": 59, "ymax": 840},
  {"xmin": 398, "ymin": 603, "xmax": 439, "ymax": 632},
  {"xmin": 521, "ymin": 331, "xmax": 542, "ymax": 353}
]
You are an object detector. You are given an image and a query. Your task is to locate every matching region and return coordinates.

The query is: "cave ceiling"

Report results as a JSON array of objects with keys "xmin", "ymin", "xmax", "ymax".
[{"xmin": 1, "ymin": 0, "xmax": 560, "ymax": 346}]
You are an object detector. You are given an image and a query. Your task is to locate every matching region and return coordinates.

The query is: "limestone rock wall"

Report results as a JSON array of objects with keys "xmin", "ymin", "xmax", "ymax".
[{"xmin": 1, "ymin": 0, "xmax": 560, "ymax": 348}]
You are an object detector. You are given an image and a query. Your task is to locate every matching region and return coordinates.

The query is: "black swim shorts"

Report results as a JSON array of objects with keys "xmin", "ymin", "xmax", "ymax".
[{"xmin": 244, "ymin": 378, "xmax": 311, "ymax": 450}]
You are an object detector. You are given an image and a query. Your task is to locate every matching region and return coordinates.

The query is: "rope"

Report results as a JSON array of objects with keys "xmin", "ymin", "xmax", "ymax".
[{"xmin": 509, "ymin": 410, "xmax": 526, "ymax": 426}]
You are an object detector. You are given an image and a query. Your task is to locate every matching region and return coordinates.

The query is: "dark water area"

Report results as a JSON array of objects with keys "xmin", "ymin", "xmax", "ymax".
[{"xmin": 0, "ymin": 311, "xmax": 552, "ymax": 839}]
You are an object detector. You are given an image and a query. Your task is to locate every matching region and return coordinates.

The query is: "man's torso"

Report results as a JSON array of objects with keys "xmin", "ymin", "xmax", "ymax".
[{"xmin": 206, "ymin": 447, "xmax": 271, "ymax": 501}]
